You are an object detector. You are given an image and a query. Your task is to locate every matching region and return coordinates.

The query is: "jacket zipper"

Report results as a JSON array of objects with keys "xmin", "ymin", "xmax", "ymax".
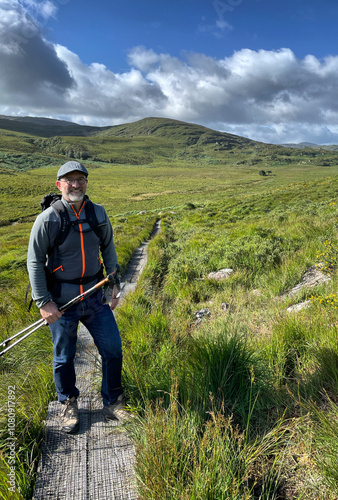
[{"xmin": 71, "ymin": 201, "xmax": 86, "ymax": 297}]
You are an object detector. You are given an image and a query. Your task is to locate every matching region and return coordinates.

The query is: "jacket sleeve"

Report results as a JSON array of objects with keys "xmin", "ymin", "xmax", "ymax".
[{"xmin": 27, "ymin": 211, "xmax": 56, "ymax": 308}]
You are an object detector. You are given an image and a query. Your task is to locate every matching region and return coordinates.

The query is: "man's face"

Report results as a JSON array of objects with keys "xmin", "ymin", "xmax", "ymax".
[{"xmin": 56, "ymin": 171, "xmax": 88, "ymax": 203}]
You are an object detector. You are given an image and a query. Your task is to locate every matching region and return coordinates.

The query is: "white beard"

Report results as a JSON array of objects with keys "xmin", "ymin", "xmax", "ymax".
[{"xmin": 68, "ymin": 192, "xmax": 85, "ymax": 202}]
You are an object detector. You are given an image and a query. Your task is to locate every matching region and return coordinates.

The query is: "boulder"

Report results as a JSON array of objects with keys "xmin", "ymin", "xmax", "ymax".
[
  {"xmin": 207, "ymin": 269, "xmax": 234, "ymax": 281},
  {"xmin": 287, "ymin": 301, "xmax": 311, "ymax": 313},
  {"xmin": 284, "ymin": 265, "xmax": 330, "ymax": 298},
  {"xmin": 194, "ymin": 308, "xmax": 211, "ymax": 325}
]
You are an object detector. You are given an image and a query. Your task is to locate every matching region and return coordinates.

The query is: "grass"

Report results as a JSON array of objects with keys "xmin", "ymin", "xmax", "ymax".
[
  {"xmin": 117, "ymin": 179, "xmax": 338, "ymax": 499},
  {"xmin": 129, "ymin": 394, "xmax": 286, "ymax": 499},
  {"xmin": 310, "ymin": 398, "xmax": 338, "ymax": 495},
  {"xmin": 0, "ymin": 118, "xmax": 338, "ymax": 498},
  {"xmin": 0, "ymin": 324, "xmax": 55, "ymax": 499}
]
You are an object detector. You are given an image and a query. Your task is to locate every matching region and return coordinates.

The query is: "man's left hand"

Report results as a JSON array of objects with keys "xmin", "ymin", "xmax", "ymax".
[{"xmin": 110, "ymin": 284, "xmax": 120, "ymax": 310}]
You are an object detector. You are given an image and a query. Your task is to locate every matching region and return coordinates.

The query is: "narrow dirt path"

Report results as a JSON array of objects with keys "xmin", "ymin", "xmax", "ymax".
[{"xmin": 33, "ymin": 220, "xmax": 161, "ymax": 500}]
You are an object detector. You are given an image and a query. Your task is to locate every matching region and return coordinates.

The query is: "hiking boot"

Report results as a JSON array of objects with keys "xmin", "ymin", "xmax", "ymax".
[
  {"xmin": 102, "ymin": 393, "xmax": 125, "ymax": 421},
  {"xmin": 61, "ymin": 396, "xmax": 79, "ymax": 434}
]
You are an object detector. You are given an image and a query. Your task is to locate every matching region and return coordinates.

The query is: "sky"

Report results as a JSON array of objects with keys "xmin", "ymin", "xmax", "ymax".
[{"xmin": 1, "ymin": 0, "xmax": 338, "ymax": 144}]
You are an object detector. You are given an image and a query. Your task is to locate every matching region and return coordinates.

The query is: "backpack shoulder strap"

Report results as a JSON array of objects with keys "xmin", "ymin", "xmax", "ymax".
[
  {"xmin": 50, "ymin": 198, "xmax": 71, "ymax": 248},
  {"xmin": 84, "ymin": 199, "xmax": 107, "ymax": 247}
]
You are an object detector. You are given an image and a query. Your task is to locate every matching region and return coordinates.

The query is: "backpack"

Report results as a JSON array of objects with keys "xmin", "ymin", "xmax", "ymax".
[{"xmin": 25, "ymin": 193, "xmax": 106, "ymax": 309}]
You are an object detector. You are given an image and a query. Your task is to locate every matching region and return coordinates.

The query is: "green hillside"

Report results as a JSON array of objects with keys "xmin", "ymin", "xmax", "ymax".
[{"xmin": 98, "ymin": 116, "xmax": 253, "ymax": 145}]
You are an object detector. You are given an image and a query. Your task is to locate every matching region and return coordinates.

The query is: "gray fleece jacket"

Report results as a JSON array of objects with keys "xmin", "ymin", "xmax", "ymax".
[{"xmin": 27, "ymin": 197, "xmax": 118, "ymax": 308}]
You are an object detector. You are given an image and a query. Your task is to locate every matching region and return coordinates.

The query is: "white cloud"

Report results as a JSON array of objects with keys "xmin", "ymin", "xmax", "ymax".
[
  {"xmin": 127, "ymin": 47, "xmax": 338, "ymax": 143},
  {"xmin": 1, "ymin": 2, "xmax": 338, "ymax": 143},
  {"xmin": 55, "ymin": 45, "xmax": 166, "ymax": 123},
  {"xmin": 127, "ymin": 46, "xmax": 160, "ymax": 73}
]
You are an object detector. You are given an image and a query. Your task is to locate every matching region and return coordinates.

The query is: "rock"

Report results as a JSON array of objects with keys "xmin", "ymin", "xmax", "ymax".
[
  {"xmin": 287, "ymin": 301, "xmax": 311, "ymax": 313},
  {"xmin": 221, "ymin": 302, "xmax": 230, "ymax": 311},
  {"xmin": 282, "ymin": 265, "xmax": 330, "ymax": 312},
  {"xmin": 284, "ymin": 265, "xmax": 330, "ymax": 298},
  {"xmin": 207, "ymin": 269, "xmax": 234, "ymax": 281},
  {"xmin": 194, "ymin": 308, "xmax": 211, "ymax": 324}
]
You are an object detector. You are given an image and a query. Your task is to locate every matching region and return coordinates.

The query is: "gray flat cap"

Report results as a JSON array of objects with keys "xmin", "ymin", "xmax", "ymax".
[{"xmin": 57, "ymin": 161, "xmax": 88, "ymax": 179}]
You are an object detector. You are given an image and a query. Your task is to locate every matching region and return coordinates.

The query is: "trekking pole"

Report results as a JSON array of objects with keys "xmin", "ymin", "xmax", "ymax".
[
  {"xmin": 0, "ymin": 271, "xmax": 119, "ymax": 357},
  {"xmin": 0, "ymin": 320, "xmax": 47, "ymax": 358},
  {"xmin": 0, "ymin": 318, "xmax": 45, "ymax": 348}
]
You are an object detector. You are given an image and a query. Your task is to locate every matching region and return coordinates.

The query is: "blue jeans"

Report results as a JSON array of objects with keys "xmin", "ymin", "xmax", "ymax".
[{"xmin": 49, "ymin": 291, "xmax": 123, "ymax": 406}]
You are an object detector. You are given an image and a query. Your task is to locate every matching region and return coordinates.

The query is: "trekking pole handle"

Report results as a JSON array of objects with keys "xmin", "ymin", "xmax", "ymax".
[{"xmin": 58, "ymin": 272, "xmax": 116, "ymax": 312}]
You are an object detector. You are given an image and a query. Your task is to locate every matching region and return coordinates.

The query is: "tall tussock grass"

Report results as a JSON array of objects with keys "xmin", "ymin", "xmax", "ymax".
[
  {"xmin": 0, "ymin": 322, "xmax": 55, "ymax": 499},
  {"xmin": 309, "ymin": 397, "xmax": 338, "ymax": 495},
  {"xmin": 177, "ymin": 327, "xmax": 270, "ymax": 427},
  {"xmin": 121, "ymin": 183, "xmax": 338, "ymax": 499},
  {"xmin": 130, "ymin": 390, "xmax": 291, "ymax": 500}
]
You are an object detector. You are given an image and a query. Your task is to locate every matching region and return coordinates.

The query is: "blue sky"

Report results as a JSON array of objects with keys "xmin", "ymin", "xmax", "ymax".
[
  {"xmin": 47, "ymin": 0, "xmax": 337, "ymax": 69},
  {"xmin": 1, "ymin": 0, "xmax": 338, "ymax": 143}
]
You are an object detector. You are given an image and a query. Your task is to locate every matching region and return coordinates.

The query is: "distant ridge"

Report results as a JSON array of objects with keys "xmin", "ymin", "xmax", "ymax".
[
  {"xmin": 0, "ymin": 115, "xmax": 110, "ymax": 138},
  {"xmin": 0, "ymin": 115, "xmax": 76, "ymax": 127},
  {"xmin": 280, "ymin": 142, "xmax": 321, "ymax": 149},
  {"xmin": 280, "ymin": 141, "xmax": 338, "ymax": 151},
  {"xmin": 280, "ymin": 142, "xmax": 319, "ymax": 148}
]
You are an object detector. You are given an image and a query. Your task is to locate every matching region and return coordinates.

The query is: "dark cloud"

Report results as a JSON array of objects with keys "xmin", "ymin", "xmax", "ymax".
[{"xmin": 0, "ymin": 0, "xmax": 74, "ymax": 109}]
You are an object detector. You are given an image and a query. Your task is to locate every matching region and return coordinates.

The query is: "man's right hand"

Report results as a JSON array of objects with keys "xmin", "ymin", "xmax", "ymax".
[{"xmin": 40, "ymin": 301, "xmax": 63, "ymax": 324}]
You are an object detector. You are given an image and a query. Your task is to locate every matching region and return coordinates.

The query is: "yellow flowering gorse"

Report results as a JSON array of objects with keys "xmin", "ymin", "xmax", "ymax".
[
  {"xmin": 310, "ymin": 293, "xmax": 338, "ymax": 309},
  {"xmin": 316, "ymin": 240, "xmax": 338, "ymax": 274}
]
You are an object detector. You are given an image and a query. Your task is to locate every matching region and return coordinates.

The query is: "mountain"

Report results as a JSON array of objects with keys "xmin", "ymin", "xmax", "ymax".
[
  {"xmin": 0, "ymin": 115, "xmax": 77, "ymax": 127},
  {"xmin": 0, "ymin": 115, "xmax": 109, "ymax": 138},
  {"xmin": 1, "ymin": 115, "xmax": 337, "ymax": 170},
  {"xmin": 97, "ymin": 116, "xmax": 256, "ymax": 146},
  {"xmin": 280, "ymin": 142, "xmax": 319, "ymax": 149},
  {"xmin": 280, "ymin": 141, "xmax": 338, "ymax": 151}
]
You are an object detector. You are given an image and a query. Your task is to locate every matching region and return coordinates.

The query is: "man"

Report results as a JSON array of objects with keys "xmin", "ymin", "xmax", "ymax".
[{"xmin": 27, "ymin": 161, "xmax": 124, "ymax": 434}]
